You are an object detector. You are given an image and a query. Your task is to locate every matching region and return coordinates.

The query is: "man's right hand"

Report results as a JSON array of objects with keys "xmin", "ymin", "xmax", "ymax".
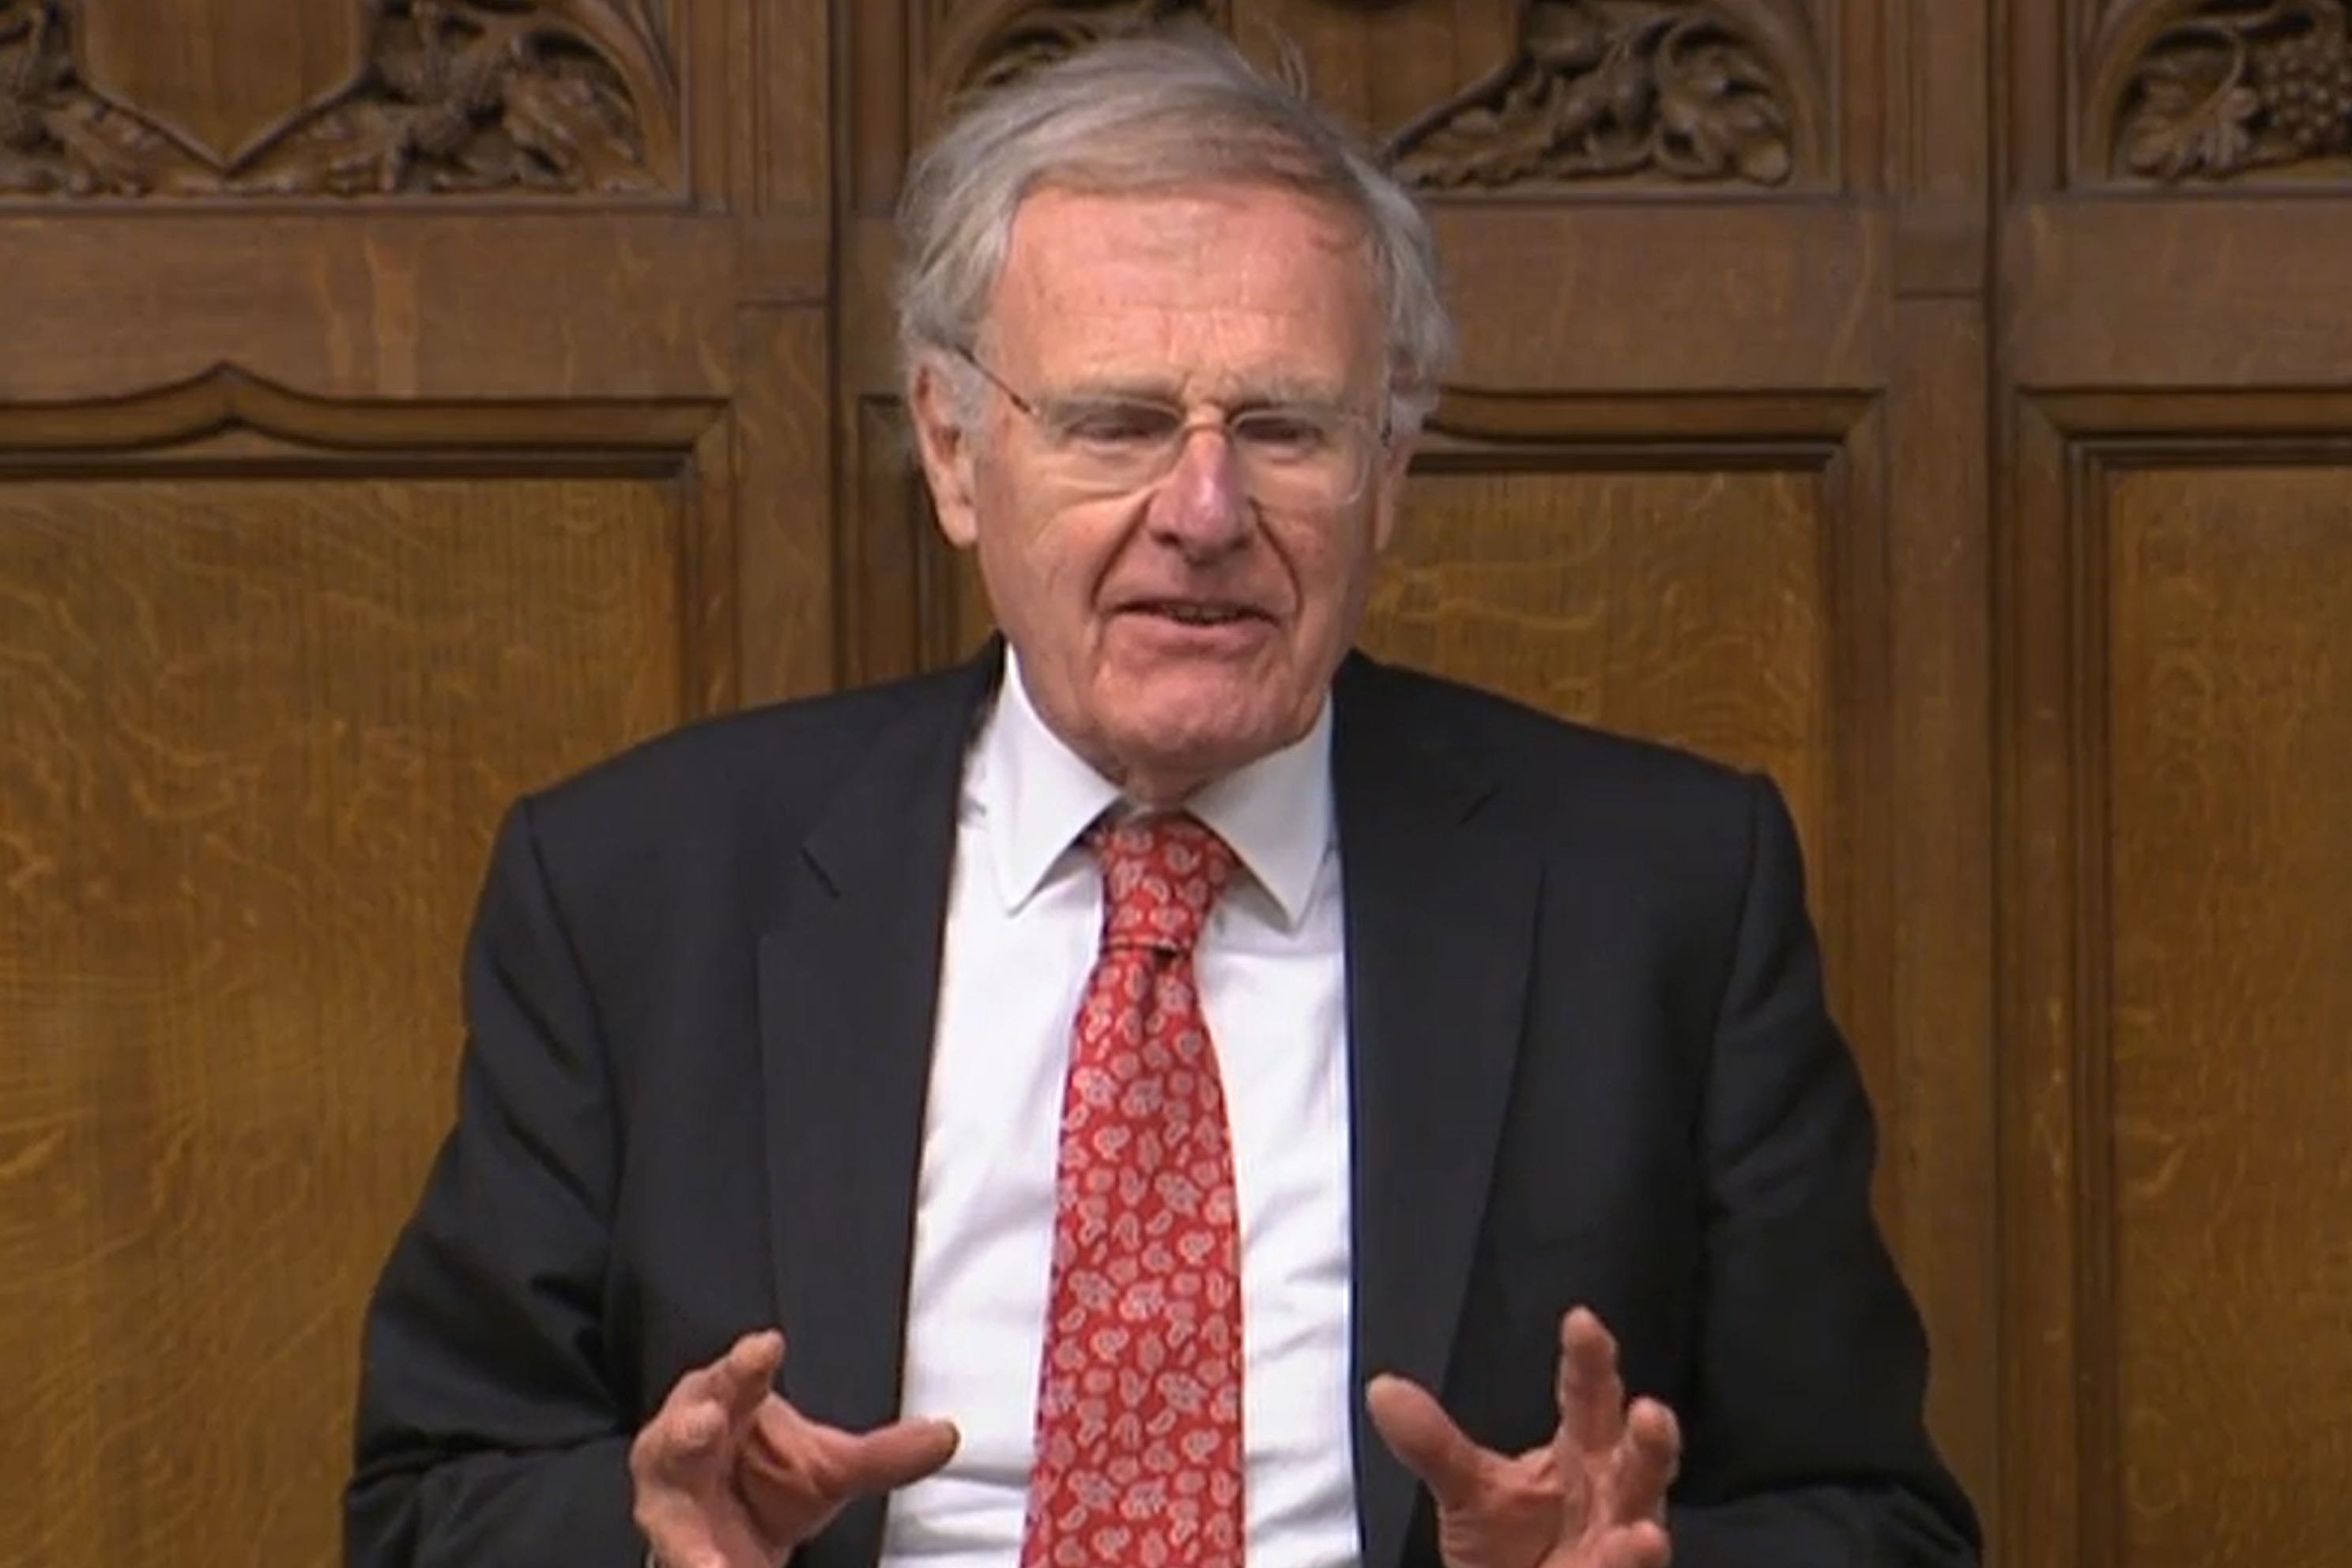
[{"xmin": 629, "ymin": 1330, "xmax": 960, "ymax": 1568}]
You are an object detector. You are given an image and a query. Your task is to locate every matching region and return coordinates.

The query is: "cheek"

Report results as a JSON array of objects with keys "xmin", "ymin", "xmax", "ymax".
[
  {"xmin": 1282, "ymin": 517, "xmax": 1380, "ymax": 618},
  {"xmin": 978, "ymin": 494, "xmax": 1121, "ymax": 631}
]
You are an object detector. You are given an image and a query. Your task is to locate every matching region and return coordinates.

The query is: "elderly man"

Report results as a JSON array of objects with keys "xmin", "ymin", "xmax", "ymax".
[{"xmin": 347, "ymin": 28, "xmax": 1980, "ymax": 1568}]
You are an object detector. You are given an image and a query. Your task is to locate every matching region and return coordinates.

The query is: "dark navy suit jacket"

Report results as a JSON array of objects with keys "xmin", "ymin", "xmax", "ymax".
[{"xmin": 347, "ymin": 648, "xmax": 1981, "ymax": 1568}]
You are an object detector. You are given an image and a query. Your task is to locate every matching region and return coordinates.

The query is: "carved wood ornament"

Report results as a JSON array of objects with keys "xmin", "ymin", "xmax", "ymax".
[
  {"xmin": 1384, "ymin": 1, "xmax": 1826, "ymax": 190},
  {"xmin": 935, "ymin": 0, "xmax": 1822, "ymax": 194},
  {"xmin": 926, "ymin": 0, "xmax": 1229, "ymax": 122},
  {"xmin": 968, "ymin": 0, "xmax": 1227, "ymax": 96},
  {"xmin": 2098, "ymin": 0, "xmax": 2352, "ymax": 180},
  {"xmin": 0, "ymin": 0, "xmax": 677, "ymax": 198}
]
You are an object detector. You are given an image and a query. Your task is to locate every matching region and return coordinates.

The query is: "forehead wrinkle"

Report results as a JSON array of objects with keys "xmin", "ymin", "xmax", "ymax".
[
  {"xmin": 1044, "ymin": 324, "xmax": 1358, "ymax": 407},
  {"xmin": 986, "ymin": 184, "xmax": 1383, "ymax": 403}
]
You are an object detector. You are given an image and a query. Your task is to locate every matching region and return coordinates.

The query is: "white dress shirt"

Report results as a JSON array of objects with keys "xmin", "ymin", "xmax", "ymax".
[{"xmin": 876, "ymin": 652, "xmax": 1360, "ymax": 1568}]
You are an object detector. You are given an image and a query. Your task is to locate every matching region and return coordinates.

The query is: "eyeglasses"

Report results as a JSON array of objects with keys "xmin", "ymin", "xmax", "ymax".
[{"xmin": 953, "ymin": 346, "xmax": 1387, "ymax": 508}]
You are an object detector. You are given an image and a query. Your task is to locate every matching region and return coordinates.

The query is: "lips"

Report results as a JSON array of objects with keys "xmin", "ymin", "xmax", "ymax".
[{"xmin": 1118, "ymin": 599, "xmax": 1273, "ymax": 627}]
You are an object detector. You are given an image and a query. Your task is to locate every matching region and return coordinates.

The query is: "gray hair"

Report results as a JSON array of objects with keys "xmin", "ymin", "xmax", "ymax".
[{"xmin": 894, "ymin": 26, "xmax": 1454, "ymax": 435}]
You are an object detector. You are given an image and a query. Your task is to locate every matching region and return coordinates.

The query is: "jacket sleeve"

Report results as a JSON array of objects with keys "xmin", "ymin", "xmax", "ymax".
[
  {"xmin": 1665, "ymin": 774, "xmax": 1982, "ymax": 1567},
  {"xmin": 345, "ymin": 798, "xmax": 644, "ymax": 1566}
]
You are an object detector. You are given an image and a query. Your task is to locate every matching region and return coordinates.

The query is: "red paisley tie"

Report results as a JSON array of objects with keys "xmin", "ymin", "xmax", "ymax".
[{"xmin": 1021, "ymin": 812, "xmax": 1246, "ymax": 1568}]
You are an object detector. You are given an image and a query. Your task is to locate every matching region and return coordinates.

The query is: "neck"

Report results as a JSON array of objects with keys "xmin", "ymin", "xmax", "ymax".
[{"xmin": 1107, "ymin": 765, "xmax": 1214, "ymax": 812}]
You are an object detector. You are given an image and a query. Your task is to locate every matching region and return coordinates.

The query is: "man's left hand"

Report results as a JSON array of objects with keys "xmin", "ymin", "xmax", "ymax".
[{"xmin": 1366, "ymin": 1306, "xmax": 1679, "ymax": 1568}]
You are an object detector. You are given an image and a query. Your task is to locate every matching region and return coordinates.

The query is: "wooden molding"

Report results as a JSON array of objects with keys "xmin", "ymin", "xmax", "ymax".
[
  {"xmin": 0, "ymin": 362, "xmax": 724, "ymax": 453},
  {"xmin": 0, "ymin": 363, "xmax": 737, "ymax": 713},
  {"xmin": 1425, "ymin": 386, "xmax": 1872, "ymax": 445}
]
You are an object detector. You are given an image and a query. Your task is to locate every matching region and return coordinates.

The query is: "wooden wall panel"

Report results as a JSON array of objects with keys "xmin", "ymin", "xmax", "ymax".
[
  {"xmin": 0, "ymin": 474, "xmax": 690, "ymax": 1568},
  {"xmin": 2004, "ymin": 4, "xmax": 2352, "ymax": 1562},
  {"xmin": 2003, "ymin": 405, "xmax": 2352, "ymax": 1568},
  {"xmin": 0, "ymin": 0, "xmax": 825, "ymax": 1562},
  {"xmin": 2106, "ymin": 466, "xmax": 2352, "ymax": 1565},
  {"xmin": 1363, "ymin": 466, "xmax": 1833, "ymax": 857}
]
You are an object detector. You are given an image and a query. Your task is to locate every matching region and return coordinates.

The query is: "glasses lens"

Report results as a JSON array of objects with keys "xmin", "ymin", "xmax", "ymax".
[
  {"xmin": 1232, "ymin": 408, "xmax": 1370, "ymax": 506},
  {"xmin": 1039, "ymin": 398, "xmax": 1183, "ymax": 488},
  {"xmin": 1030, "ymin": 396, "xmax": 1374, "ymax": 505}
]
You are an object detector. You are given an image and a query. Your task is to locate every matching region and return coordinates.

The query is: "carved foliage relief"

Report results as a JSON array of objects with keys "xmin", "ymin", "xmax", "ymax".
[
  {"xmin": 1385, "ymin": 1, "xmax": 1825, "ymax": 190},
  {"xmin": 951, "ymin": 0, "xmax": 1228, "ymax": 99},
  {"xmin": 2102, "ymin": 0, "xmax": 2352, "ymax": 181},
  {"xmin": 941, "ymin": 0, "xmax": 1826, "ymax": 194},
  {"xmin": 0, "ymin": 0, "xmax": 677, "ymax": 198}
]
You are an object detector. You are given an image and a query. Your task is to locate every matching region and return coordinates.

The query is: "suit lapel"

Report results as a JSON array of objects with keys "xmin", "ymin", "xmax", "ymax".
[
  {"xmin": 757, "ymin": 652, "xmax": 999, "ymax": 1568},
  {"xmin": 1333, "ymin": 658, "xmax": 1541, "ymax": 1568}
]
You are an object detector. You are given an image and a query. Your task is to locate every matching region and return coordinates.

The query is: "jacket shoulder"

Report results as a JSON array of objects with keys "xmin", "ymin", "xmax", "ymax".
[
  {"xmin": 1351, "ymin": 658, "xmax": 1762, "ymax": 827},
  {"xmin": 524, "ymin": 663, "xmax": 978, "ymax": 839}
]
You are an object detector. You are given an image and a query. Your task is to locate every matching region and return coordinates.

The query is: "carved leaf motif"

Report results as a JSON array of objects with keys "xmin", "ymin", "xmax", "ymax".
[
  {"xmin": 0, "ymin": 0, "xmax": 680, "ymax": 199},
  {"xmin": 2111, "ymin": 0, "xmax": 2352, "ymax": 181},
  {"xmin": 2122, "ymin": 56, "xmax": 2262, "ymax": 176},
  {"xmin": 954, "ymin": 0, "xmax": 1228, "ymax": 100},
  {"xmin": 1385, "ymin": 0, "xmax": 1815, "ymax": 192},
  {"xmin": 543, "ymin": 0, "xmax": 679, "ymax": 170}
]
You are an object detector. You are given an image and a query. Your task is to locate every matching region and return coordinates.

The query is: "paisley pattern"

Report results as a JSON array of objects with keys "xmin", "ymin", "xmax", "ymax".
[{"xmin": 1022, "ymin": 812, "xmax": 1246, "ymax": 1568}]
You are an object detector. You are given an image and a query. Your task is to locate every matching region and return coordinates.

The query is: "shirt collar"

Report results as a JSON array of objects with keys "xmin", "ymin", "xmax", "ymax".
[{"xmin": 970, "ymin": 646, "xmax": 1333, "ymax": 929}]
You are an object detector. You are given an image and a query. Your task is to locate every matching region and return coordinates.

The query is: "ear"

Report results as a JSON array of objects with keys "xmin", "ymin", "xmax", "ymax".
[
  {"xmin": 910, "ymin": 356, "xmax": 982, "ymax": 549},
  {"xmin": 1367, "ymin": 424, "xmax": 1418, "ymax": 553}
]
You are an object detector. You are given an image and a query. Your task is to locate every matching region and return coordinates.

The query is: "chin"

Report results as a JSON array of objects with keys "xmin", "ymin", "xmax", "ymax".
[{"xmin": 1113, "ymin": 695, "xmax": 1300, "ymax": 785}]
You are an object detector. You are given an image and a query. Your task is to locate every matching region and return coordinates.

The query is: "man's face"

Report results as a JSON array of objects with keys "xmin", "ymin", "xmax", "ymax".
[{"xmin": 912, "ymin": 182, "xmax": 1414, "ymax": 801}]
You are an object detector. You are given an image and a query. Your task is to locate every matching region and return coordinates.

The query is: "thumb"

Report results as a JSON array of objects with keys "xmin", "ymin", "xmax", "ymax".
[
  {"xmin": 1365, "ymin": 1374, "xmax": 1489, "ymax": 1512},
  {"xmin": 829, "ymin": 1418, "xmax": 963, "ymax": 1498}
]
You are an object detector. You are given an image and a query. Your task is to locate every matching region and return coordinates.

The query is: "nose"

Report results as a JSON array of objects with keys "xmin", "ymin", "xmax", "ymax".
[{"xmin": 1143, "ymin": 424, "xmax": 1252, "ymax": 558}]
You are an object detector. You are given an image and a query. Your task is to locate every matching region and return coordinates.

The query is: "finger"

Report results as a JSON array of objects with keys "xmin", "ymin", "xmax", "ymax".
[
  {"xmin": 1608, "ymin": 1398, "xmax": 1683, "ymax": 1525},
  {"xmin": 824, "ymin": 1418, "xmax": 962, "ymax": 1497},
  {"xmin": 635, "ymin": 1332, "xmax": 787, "ymax": 1491},
  {"xmin": 636, "ymin": 1390, "xmax": 736, "ymax": 1488},
  {"xmin": 631, "ymin": 1404, "xmax": 747, "ymax": 1562},
  {"xmin": 1364, "ymin": 1374, "xmax": 1494, "ymax": 1512},
  {"xmin": 1557, "ymin": 1306, "xmax": 1628, "ymax": 1460},
  {"xmin": 635, "ymin": 1504, "xmax": 730, "ymax": 1568},
  {"xmin": 706, "ymin": 1330, "xmax": 786, "ymax": 1428},
  {"xmin": 1592, "ymin": 1519, "xmax": 1673, "ymax": 1568},
  {"xmin": 664, "ymin": 1329, "xmax": 782, "ymax": 1409}
]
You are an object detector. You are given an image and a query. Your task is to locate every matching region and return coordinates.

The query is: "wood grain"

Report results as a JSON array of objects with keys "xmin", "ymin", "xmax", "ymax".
[
  {"xmin": 2006, "ymin": 200, "xmax": 2352, "ymax": 390},
  {"xmin": 0, "ymin": 214, "xmax": 734, "ymax": 403},
  {"xmin": 842, "ymin": 396, "xmax": 977, "ymax": 688},
  {"xmin": 748, "ymin": 0, "xmax": 831, "ymax": 210},
  {"xmin": 72, "ymin": 0, "xmax": 367, "ymax": 168},
  {"xmin": 734, "ymin": 307, "xmax": 839, "ymax": 703},
  {"xmin": 0, "ymin": 476, "xmax": 687, "ymax": 1568},
  {"xmin": 1433, "ymin": 205, "xmax": 1890, "ymax": 393},
  {"xmin": 1885, "ymin": 296, "xmax": 1998, "ymax": 1526},
  {"xmin": 1362, "ymin": 466, "xmax": 1833, "ymax": 865},
  {"xmin": 1999, "ymin": 394, "xmax": 2095, "ymax": 1568},
  {"xmin": 2106, "ymin": 465, "xmax": 2352, "ymax": 1565},
  {"xmin": 2002, "ymin": 409, "xmax": 2352, "ymax": 1568}
]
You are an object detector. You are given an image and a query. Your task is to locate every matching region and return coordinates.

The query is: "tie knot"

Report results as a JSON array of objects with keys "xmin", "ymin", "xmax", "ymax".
[{"xmin": 1091, "ymin": 812, "xmax": 1238, "ymax": 956}]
